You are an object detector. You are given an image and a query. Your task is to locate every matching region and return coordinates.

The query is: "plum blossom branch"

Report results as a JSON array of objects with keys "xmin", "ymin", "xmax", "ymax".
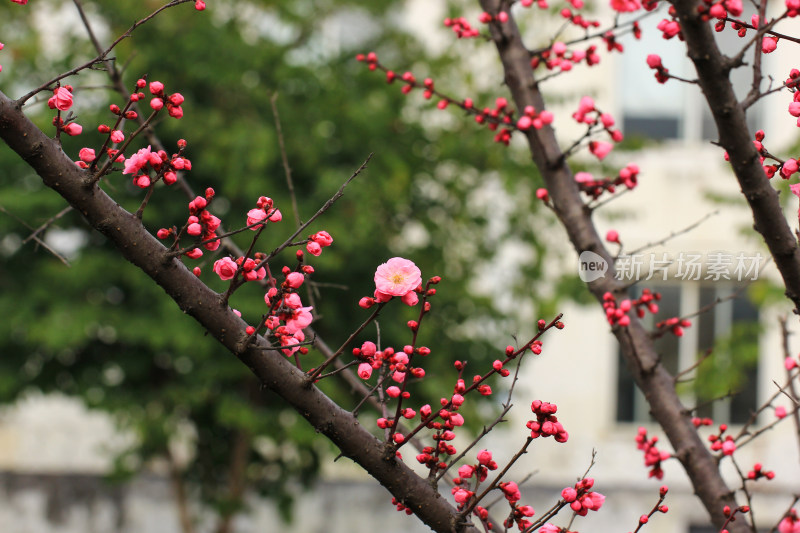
[
  {"xmin": 258, "ymin": 154, "xmax": 373, "ymax": 268},
  {"xmin": 0, "ymin": 204, "xmax": 71, "ymax": 266},
  {"xmin": 306, "ymin": 302, "xmax": 387, "ymax": 383},
  {"xmin": 17, "ymin": 0, "xmax": 194, "ymax": 106},
  {"xmin": 779, "ymin": 317, "xmax": 800, "ymax": 461}
]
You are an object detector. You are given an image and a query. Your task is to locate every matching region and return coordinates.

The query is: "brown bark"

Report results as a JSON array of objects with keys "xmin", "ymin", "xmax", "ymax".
[
  {"xmin": 215, "ymin": 428, "xmax": 251, "ymax": 533},
  {"xmin": 0, "ymin": 90, "xmax": 479, "ymax": 533},
  {"xmin": 668, "ymin": 0, "xmax": 800, "ymax": 314},
  {"xmin": 475, "ymin": 2, "xmax": 746, "ymax": 531}
]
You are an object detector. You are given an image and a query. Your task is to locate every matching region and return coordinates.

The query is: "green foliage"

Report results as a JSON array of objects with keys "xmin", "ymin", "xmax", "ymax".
[
  {"xmin": 0, "ymin": 0, "xmax": 549, "ymax": 524},
  {"xmin": 693, "ymin": 322, "xmax": 760, "ymax": 402}
]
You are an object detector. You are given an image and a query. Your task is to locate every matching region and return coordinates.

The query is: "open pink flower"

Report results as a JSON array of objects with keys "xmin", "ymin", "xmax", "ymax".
[
  {"xmin": 374, "ymin": 257, "xmax": 421, "ymax": 299},
  {"xmin": 123, "ymin": 146, "xmax": 152, "ymax": 175},
  {"xmin": 247, "ymin": 208, "xmax": 267, "ymax": 229},
  {"xmin": 285, "ymin": 306, "xmax": 313, "ymax": 334}
]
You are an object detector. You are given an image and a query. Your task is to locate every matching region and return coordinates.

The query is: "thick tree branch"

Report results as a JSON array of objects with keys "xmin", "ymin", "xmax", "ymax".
[
  {"xmin": 0, "ymin": 90, "xmax": 478, "ymax": 533},
  {"xmin": 669, "ymin": 0, "xmax": 800, "ymax": 313},
  {"xmin": 475, "ymin": 2, "xmax": 745, "ymax": 531}
]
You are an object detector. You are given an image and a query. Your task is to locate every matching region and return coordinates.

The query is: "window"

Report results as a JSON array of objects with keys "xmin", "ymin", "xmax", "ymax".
[
  {"xmin": 617, "ymin": 9, "xmax": 761, "ymax": 142},
  {"xmin": 616, "ymin": 284, "xmax": 760, "ymax": 424}
]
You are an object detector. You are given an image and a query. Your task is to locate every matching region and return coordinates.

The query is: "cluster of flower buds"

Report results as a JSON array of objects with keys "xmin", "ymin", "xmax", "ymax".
[
  {"xmin": 526, "ymin": 400, "xmax": 568, "ymax": 442},
  {"xmin": 121, "ymin": 143, "xmax": 187, "ymax": 187},
  {"xmin": 157, "ymin": 187, "xmax": 220, "ymax": 268},
  {"xmin": 611, "ymin": 0, "xmax": 642, "ymax": 12},
  {"xmin": 574, "ymin": 163, "xmax": 640, "ymax": 199},
  {"xmin": 636, "ymin": 427, "xmax": 672, "ymax": 479},
  {"xmin": 778, "ymin": 509, "xmax": 799, "ymax": 533},
  {"xmin": 746, "ymin": 462, "xmax": 775, "ymax": 481},
  {"xmin": 602, "ymin": 290, "xmax": 661, "ymax": 328},
  {"xmin": 561, "ymin": 478, "xmax": 605, "ymax": 516},
  {"xmin": 571, "ymin": 97, "xmax": 623, "ymax": 159},
  {"xmin": 48, "ymin": 86, "xmax": 82, "ymax": 136},
  {"xmin": 699, "ymin": 0, "xmax": 744, "ymax": 21},
  {"xmin": 467, "ymin": 97, "xmax": 515, "ymax": 143},
  {"xmin": 443, "ymin": 16, "xmax": 481, "ymax": 38},
  {"xmin": 558, "ymin": 7, "xmax": 602, "ymax": 30},
  {"xmin": 477, "ymin": 11, "xmax": 509, "ymax": 24},
  {"xmin": 354, "ymin": 51, "xmax": 379, "ymax": 71},
  {"xmin": 262, "ymin": 268, "xmax": 316, "ymax": 356},
  {"xmin": 213, "ymin": 254, "xmax": 266, "ymax": 282},
  {"xmin": 495, "ymin": 477, "xmax": 535, "ymax": 531},
  {"xmin": 357, "ymin": 53, "xmax": 556, "ymax": 147},
  {"xmin": 657, "ymin": 10, "xmax": 682, "ymax": 39},
  {"xmin": 503, "ymin": 500, "xmax": 536, "ymax": 531},
  {"xmin": 721, "ymin": 504, "xmax": 751, "ymax": 531},
  {"xmin": 449, "ymin": 449, "xmax": 499, "ymax": 509},
  {"xmin": 531, "ymin": 41, "xmax": 602, "ymax": 72},
  {"xmin": 246, "ymin": 196, "xmax": 283, "ymax": 229},
  {"xmin": 708, "ymin": 424, "xmax": 736, "ymax": 456},
  {"xmin": 787, "ymin": 70, "xmax": 800, "ymax": 128},
  {"xmin": 692, "ymin": 416, "xmax": 713, "ymax": 428},
  {"xmin": 306, "ymin": 230, "xmax": 333, "ymax": 256},
  {"xmin": 654, "ymin": 316, "xmax": 692, "ymax": 338},
  {"xmin": 646, "ymin": 54, "xmax": 671, "ymax": 84},
  {"xmin": 516, "ymin": 105, "xmax": 555, "ymax": 132},
  {"xmin": 141, "ymin": 79, "xmax": 185, "ymax": 119}
]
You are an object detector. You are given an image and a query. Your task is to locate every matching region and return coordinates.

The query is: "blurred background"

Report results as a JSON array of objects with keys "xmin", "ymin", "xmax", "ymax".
[{"xmin": 0, "ymin": 0, "xmax": 798, "ymax": 532}]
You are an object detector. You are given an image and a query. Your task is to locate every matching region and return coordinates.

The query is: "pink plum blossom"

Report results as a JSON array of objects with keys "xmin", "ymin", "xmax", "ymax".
[
  {"xmin": 790, "ymin": 183, "xmax": 800, "ymax": 219},
  {"xmin": 285, "ymin": 306, "xmax": 313, "ymax": 333},
  {"xmin": 610, "ymin": 0, "xmax": 640, "ymax": 12},
  {"xmin": 213, "ymin": 257, "xmax": 238, "ymax": 280},
  {"xmin": 123, "ymin": 146, "xmax": 152, "ymax": 175},
  {"xmin": 306, "ymin": 241, "xmax": 322, "ymax": 256},
  {"xmin": 286, "ymin": 272, "xmax": 304, "ymax": 288},
  {"xmin": 247, "ymin": 208, "xmax": 267, "ymax": 229},
  {"xmin": 78, "ymin": 148, "xmax": 96, "ymax": 163},
  {"xmin": 52, "ymin": 87, "xmax": 73, "ymax": 111},
  {"xmin": 779, "ymin": 513, "xmax": 800, "ymax": 533},
  {"xmin": 357, "ymin": 362, "xmax": 373, "ymax": 379},
  {"xmin": 63, "ymin": 123, "xmax": 82, "ymax": 136},
  {"xmin": 374, "ymin": 257, "xmax": 421, "ymax": 300}
]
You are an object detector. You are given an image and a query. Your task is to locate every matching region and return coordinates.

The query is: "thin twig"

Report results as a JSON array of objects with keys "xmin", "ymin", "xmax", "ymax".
[
  {"xmin": 23, "ymin": 205, "xmax": 73, "ymax": 244},
  {"xmin": 307, "ymin": 302, "xmax": 386, "ymax": 382},
  {"xmin": 17, "ymin": 0, "xmax": 194, "ymax": 106},
  {"xmin": 257, "ymin": 154, "xmax": 373, "ymax": 268},
  {"xmin": 627, "ymin": 209, "xmax": 720, "ymax": 256},
  {"xmin": 779, "ymin": 316, "xmax": 800, "ymax": 461},
  {"xmin": 0, "ymin": 204, "xmax": 71, "ymax": 266}
]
